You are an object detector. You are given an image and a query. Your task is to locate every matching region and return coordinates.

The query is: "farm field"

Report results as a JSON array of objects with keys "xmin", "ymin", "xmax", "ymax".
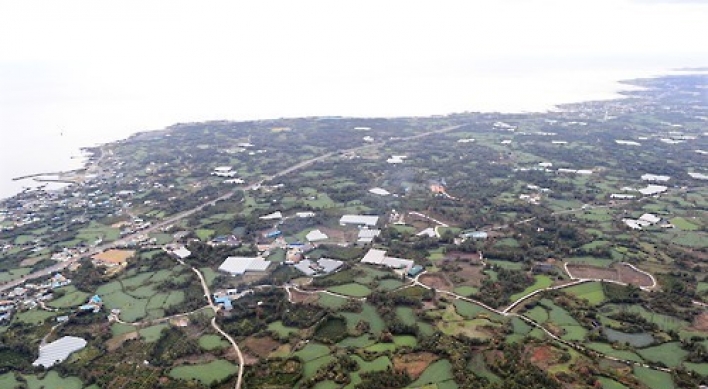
[{"xmin": 169, "ymin": 360, "xmax": 238, "ymax": 385}]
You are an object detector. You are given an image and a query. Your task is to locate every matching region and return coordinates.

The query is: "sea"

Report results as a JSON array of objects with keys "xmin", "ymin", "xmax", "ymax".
[{"xmin": 0, "ymin": 65, "xmax": 701, "ymax": 201}]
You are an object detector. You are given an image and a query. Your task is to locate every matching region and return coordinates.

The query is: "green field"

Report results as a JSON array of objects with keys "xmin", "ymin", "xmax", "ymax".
[
  {"xmin": 352, "ymin": 355, "xmax": 390, "ymax": 372},
  {"xmin": 267, "ymin": 321, "xmax": 299, "ymax": 338},
  {"xmin": 585, "ymin": 343, "xmax": 643, "ymax": 362},
  {"xmin": 409, "ymin": 359, "xmax": 455, "ymax": 388},
  {"xmin": 139, "ymin": 324, "xmax": 168, "ymax": 343},
  {"xmin": 169, "ymin": 360, "xmax": 238, "ymax": 385},
  {"xmin": 670, "ymin": 217, "xmax": 699, "ymax": 231},
  {"xmin": 0, "ymin": 267, "xmax": 32, "ymax": 283},
  {"xmin": 563, "ymin": 282, "xmax": 606, "ymax": 305},
  {"xmin": 48, "ymin": 286, "xmax": 91, "ymax": 308},
  {"xmin": 596, "ymin": 377, "xmax": 630, "ymax": 389},
  {"xmin": 317, "ymin": 293, "xmax": 347, "ymax": 310},
  {"xmin": 341, "ymin": 304, "xmax": 385, "ymax": 335},
  {"xmin": 453, "ymin": 300, "xmax": 488, "ymax": 319},
  {"xmin": 395, "ymin": 307, "xmax": 417, "ymax": 326},
  {"xmin": 199, "ymin": 334, "xmax": 229, "ymax": 350},
  {"xmin": 633, "ymin": 366, "xmax": 674, "ymax": 389},
  {"xmin": 327, "ymin": 283, "xmax": 372, "ymax": 298},
  {"xmin": 636, "ymin": 342, "xmax": 687, "ymax": 368},
  {"xmin": 509, "ymin": 275, "xmax": 553, "ymax": 302}
]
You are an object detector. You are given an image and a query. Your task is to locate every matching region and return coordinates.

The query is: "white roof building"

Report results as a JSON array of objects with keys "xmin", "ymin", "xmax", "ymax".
[
  {"xmin": 218, "ymin": 257, "xmax": 271, "ymax": 276},
  {"xmin": 360, "ymin": 248, "xmax": 414, "ymax": 270},
  {"xmin": 638, "ymin": 185, "xmax": 668, "ymax": 196},
  {"xmin": 339, "ymin": 215, "xmax": 379, "ymax": 227},
  {"xmin": 615, "ymin": 140, "xmax": 641, "ymax": 146},
  {"xmin": 386, "ymin": 155, "xmax": 407, "ymax": 164},
  {"xmin": 358, "ymin": 229, "xmax": 381, "ymax": 243},
  {"xmin": 306, "ymin": 229, "xmax": 328, "ymax": 242},
  {"xmin": 639, "ymin": 213, "xmax": 661, "ymax": 224},
  {"xmin": 296, "ymin": 212, "xmax": 316, "ymax": 218},
  {"xmin": 610, "ymin": 194, "xmax": 636, "ymax": 200},
  {"xmin": 33, "ymin": 336, "xmax": 87, "ymax": 368},
  {"xmin": 369, "ymin": 187, "xmax": 391, "ymax": 196},
  {"xmin": 688, "ymin": 172, "xmax": 708, "ymax": 180},
  {"xmin": 293, "ymin": 258, "xmax": 343, "ymax": 276},
  {"xmin": 259, "ymin": 211, "xmax": 283, "ymax": 220},
  {"xmin": 172, "ymin": 247, "xmax": 191, "ymax": 260},
  {"xmin": 417, "ymin": 228, "xmax": 437, "ymax": 238},
  {"xmin": 641, "ymin": 174, "xmax": 670, "ymax": 182}
]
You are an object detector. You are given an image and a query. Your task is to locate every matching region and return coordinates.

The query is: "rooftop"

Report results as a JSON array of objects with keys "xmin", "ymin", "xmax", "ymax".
[
  {"xmin": 33, "ymin": 336, "xmax": 87, "ymax": 368},
  {"xmin": 218, "ymin": 256, "xmax": 271, "ymax": 276}
]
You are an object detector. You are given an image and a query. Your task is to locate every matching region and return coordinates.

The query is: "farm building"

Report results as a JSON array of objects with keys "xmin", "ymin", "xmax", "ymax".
[
  {"xmin": 306, "ymin": 229, "xmax": 328, "ymax": 242},
  {"xmin": 361, "ymin": 248, "xmax": 414, "ymax": 270},
  {"xmin": 638, "ymin": 185, "xmax": 668, "ymax": 196},
  {"xmin": 369, "ymin": 187, "xmax": 391, "ymax": 196},
  {"xmin": 358, "ymin": 229, "xmax": 381, "ymax": 244},
  {"xmin": 339, "ymin": 214, "xmax": 379, "ymax": 227},
  {"xmin": 33, "ymin": 336, "xmax": 87, "ymax": 368},
  {"xmin": 460, "ymin": 230, "xmax": 488, "ymax": 240},
  {"xmin": 170, "ymin": 246, "xmax": 191, "ymax": 260},
  {"xmin": 408, "ymin": 265, "xmax": 424, "ymax": 277},
  {"xmin": 293, "ymin": 258, "xmax": 343, "ymax": 276},
  {"xmin": 641, "ymin": 174, "xmax": 670, "ymax": 182},
  {"xmin": 218, "ymin": 256, "xmax": 271, "ymax": 276}
]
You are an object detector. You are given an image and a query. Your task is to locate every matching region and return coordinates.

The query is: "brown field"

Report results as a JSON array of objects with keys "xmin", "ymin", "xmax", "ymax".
[
  {"xmin": 20, "ymin": 256, "xmax": 46, "ymax": 267},
  {"xmin": 418, "ymin": 273, "xmax": 453, "ymax": 291},
  {"xmin": 444, "ymin": 251, "xmax": 482, "ymax": 263},
  {"xmin": 243, "ymin": 335, "xmax": 281, "ymax": 358},
  {"xmin": 566, "ymin": 263, "xmax": 653, "ymax": 287},
  {"xmin": 440, "ymin": 260, "xmax": 485, "ymax": 287},
  {"xmin": 393, "ymin": 352, "xmax": 438, "ymax": 379},
  {"xmin": 106, "ymin": 331, "xmax": 139, "ymax": 352},
  {"xmin": 290, "ymin": 289, "xmax": 318, "ymax": 304},
  {"xmin": 93, "ymin": 249, "xmax": 135, "ymax": 265},
  {"xmin": 527, "ymin": 345, "xmax": 563, "ymax": 369},
  {"xmin": 690, "ymin": 312, "xmax": 708, "ymax": 332}
]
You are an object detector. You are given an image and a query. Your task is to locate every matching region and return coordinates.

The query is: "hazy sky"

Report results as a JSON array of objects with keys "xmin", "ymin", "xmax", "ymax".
[{"xmin": 1, "ymin": 0, "xmax": 707, "ymax": 136}]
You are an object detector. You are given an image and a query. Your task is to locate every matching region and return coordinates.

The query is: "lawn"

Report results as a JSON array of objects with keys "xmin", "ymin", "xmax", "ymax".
[
  {"xmin": 21, "ymin": 371, "xmax": 84, "ymax": 389},
  {"xmin": 317, "ymin": 293, "xmax": 347, "ymax": 310},
  {"xmin": 48, "ymin": 286, "xmax": 90, "ymax": 308},
  {"xmin": 352, "ymin": 355, "xmax": 390, "ymax": 372},
  {"xmin": 14, "ymin": 309, "xmax": 57, "ymax": 324},
  {"xmin": 199, "ymin": 334, "xmax": 229, "ymax": 350},
  {"xmin": 633, "ymin": 366, "xmax": 674, "ymax": 389},
  {"xmin": 670, "ymin": 217, "xmax": 699, "ymax": 231},
  {"xmin": 636, "ymin": 342, "xmax": 687, "ymax": 368},
  {"xmin": 563, "ymin": 282, "xmax": 606, "ymax": 305},
  {"xmin": 395, "ymin": 307, "xmax": 417, "ymax": 326},
  {"xmin": 327, "ymin": 283, "xmax": 372, "ymax": 298},
  {"xmin": 453, "ymin": 300, "xmax": 488, "ymax": 319},
  {"xmin": 268, "ymin": 321, "xmax": 299, "ymax": 338},
  {"xmin": 169, "ymin": 360, "xmax": 238, "ymax": 385},
  {"xmin": 139, "ymin": 324, "xmax": 168, "ymax": 343},
  {"xmin": 509, "ymin": 275, "xmax": 553, "ymax": 302},
  {"xmin": 295, "ymin": 343, "xmax": 331, "ymax": 362},
  {"xmin": 409, "ymin": 359, "xmax": 455, "ymax": 388},
  {"xmin": 0, "ymin": 267, "xmax": 32, "ymax": 283},
  {"xmin": 196, "ymin": 229, "xmax": 215, "ymax": 241}
]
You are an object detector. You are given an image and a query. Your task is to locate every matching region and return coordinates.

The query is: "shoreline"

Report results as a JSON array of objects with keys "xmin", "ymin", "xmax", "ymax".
[{"xmin": 2, "ymin": 69, "xmax": 703, "ymax": 202}]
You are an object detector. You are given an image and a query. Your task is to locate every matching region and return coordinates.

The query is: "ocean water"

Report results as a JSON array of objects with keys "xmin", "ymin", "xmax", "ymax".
[{"xmin": 0, "ymin": 66, "xmax": 691, "ymax": 200}]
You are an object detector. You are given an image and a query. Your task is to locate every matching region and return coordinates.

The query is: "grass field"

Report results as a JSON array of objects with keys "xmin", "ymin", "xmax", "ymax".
[
  {"xmin": 0, "ymin": 267, "xmax": 32, "ymax": 283},
  {"xmin": 199, "ymin": 334, "xmax": 229, "ymax": 350},
  {"xmin": 585, "ymin": 343, "xmax": 643, "ymax": 362},
  {"xmin": 317, "ymin": 293, "xmax": 347, "ymax": 310},
  {"xmin": 395, "ymin": 307, "xmax": 417, "ymax": 326},
  {"xmin": 453, "ymin": 286, "xmax": 478, "ymax": 297},
  {"xmin": 169, "ymin": 360, "xmax": 238, "ymax": 385},
  {"xmin": 22, "ymin": 371, "xmax": 85, "ymax": 389},
  {"xmin": 341, "ymin": 304, "xmax": 385, "ymax": 335},
  {"xmin": 636, "ymin": 342, "xmax": 687, "ymax": 368},
  {"xmin": 670, "ymin": 217, "xmax": 699, "ymax": 231},
  {"xmin": 563, "ymin": 282, "xmax": 606, "ymax": 305},
  {"xmin": 409, "ymin": 359, "xmax": 455, "ymax": 388},
  {"xmin": 353, "ymin": 355, "xmax": 391, "ymax": 372},
  {"xmin": 14, "ymin": 309, "xmax": 57, "ymax": 324},
  {"xmin": 509, "ymin": 275, "xmax": 553, "ymax": 302},
  {"xmin": 633, "ymin": 366, "xmax": 675, "ymax": 389},
  {"xmin": 453, "ymin": 300, "xmax": 488, "ymax": 319},
  {"xmin": 267, "ymin": 321, "xmax": 299, "ymax": 338},
  {"xmin": 377, "ymin": 279, "xmax": 404, "ymax": 291},
  {"xmin": 48, "ymin": 286, "xmax": 91, "ymax": 308},
  {"xmin": 139, "ymin": 324, "xmax": 167, "ymax": 343},
  {"xmin": 327, "ymin": 283, "xmax": 372, "ymax": 298},
  {"xmin": 596, "ymin": 377, "xmax": 630, "ymax": 389},
  {"xmin": 196, "ymin": 229, "xmax": 215, "ymax": 241}
]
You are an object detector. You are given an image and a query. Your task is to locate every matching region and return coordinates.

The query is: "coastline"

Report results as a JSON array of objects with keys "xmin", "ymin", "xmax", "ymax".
[{"xmin": 1, "ymin": 68, "xmax": 700, "ymax": 202}]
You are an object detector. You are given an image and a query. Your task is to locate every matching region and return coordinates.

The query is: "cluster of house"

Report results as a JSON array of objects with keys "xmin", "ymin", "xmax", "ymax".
[
  {"xmin": 360, "ymin": 248, "xmax": 423, "ymax": 277},
  {"xmin": 0, "ymin": 273, "xmax": 71, "ymax": 322},
  {"xmin": 79, "ymin": 295, "xmax": 103, "ymax": 313}
]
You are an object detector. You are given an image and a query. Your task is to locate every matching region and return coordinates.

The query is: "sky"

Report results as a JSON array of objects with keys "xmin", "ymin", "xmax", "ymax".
[{"xmin": 0, "ymin": 0, "xmax": 707, "ymax": 198}]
